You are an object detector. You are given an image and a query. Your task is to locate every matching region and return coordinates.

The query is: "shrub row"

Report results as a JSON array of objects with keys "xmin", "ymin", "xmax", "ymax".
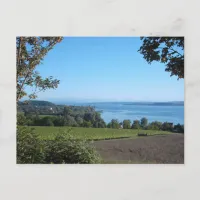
[{"xmin": 17, "ymin": 126, "xmax": 101, "ymax": 164}]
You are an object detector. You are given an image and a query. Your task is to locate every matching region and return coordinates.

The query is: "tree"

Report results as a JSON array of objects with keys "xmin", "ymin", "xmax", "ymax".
[
  {"xmin": 98, "ymin": 121, "xmax": 106, "ymax": 128},
  {"xmin": 161, "ymin": 122, "xmax": 173, "ymax": 131},
  {"xmin": 107, "ymin": 120, "xmax": 119, "ymax": 129},
  {"xmin": 82, "ymin": 121, "xmax": 92, "ymax": 128},
  {"xmin": 140, "ymin": 117, "xmax": 148, "ymax": 129},
  {"xmin": 93, "ymin": 122, "xmax": 99, "ymax": 128},
  {"xmin": 53, "ymin": 116, "xmax": 65, "ymax": 126},
  {"xmin": 17, "ymin": 112, "xmax": 27, "ymax": 125},
  {"xmin": 75, "ymin": 115, "xmax": 84, "ymax": 125},
  {"xmin": 84, "ymin": 112, "xmax": 95, "ymax": 123},
  {"xmin": 110, "ymin": 119, "xmax": 120, "ymax": 129},
  {"xmin": 65, "ymin": 115, "xmax": 77, "ymax": 127},
  {"xmin": 138, "ymin": 37, "xmax": 184, "ymax": 79},
  {"xmin": 123, "ymin": 120, "xmax": 131, "ymax": 129},
  {"xmin": 131, "ymin": 120, "xmax": 140, "ymax": 129},
  {"xmin": 107, "ymin": 122, "xmax": 111, "ymax": 128},
  {"xmin": 63, "ymin": 106, "xmax": 72, "ymax": 118},
  {"xmin": 95, "ymin": 112, "xmax": 101, "ymax": 121},
  {"xmin": 92, "ymin": 112, "xmax": 106, "ymax": 128},
  {"xmin": 148, "ymin": 121, "xmax": 162, "ymax": 130},
  {"xmin": 45, "ymin": 119, "xmax": 54, "ymax": 126},
  {"xmin": 42, "ymin": 117, "xmax": 54, "ymax": 126},
  {"xmin": 181, "ymin": 124, "xmax": 184, "ymax": 134},
  {"xmin": 173, "ymin": 123, "xmax": 184, "ymax": 133},
  {"xmin": 17, "ymin": 37, "xmax": 63, "ymax": 102}
]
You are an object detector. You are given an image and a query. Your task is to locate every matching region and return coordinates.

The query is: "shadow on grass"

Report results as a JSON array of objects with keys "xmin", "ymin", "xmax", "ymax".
[
  {"xmin": 102, "ymin": 160, "xmax": 157, "ymax": 164},
  {"xmin": 91, "ymin": 136, "xmax": 132, "ymax": 141},
  {"xmin": 90, "ymin": 133, "xmax": 171, "ymax": 141},
  {"xmin": 147, "ymin": 133, "xmax": 169, "ymax": 137}
]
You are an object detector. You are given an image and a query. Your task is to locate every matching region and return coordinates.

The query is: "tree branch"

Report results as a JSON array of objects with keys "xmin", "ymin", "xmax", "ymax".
[
  {"xmin": 17, "ymin": 37, "xmax": 22, "ymax": 68},
  {"xmin": 17, "ymin": 68, "xmax": 32, "ymax": 101},
  {"xmin": 169, "ymin": 48, "xmax": 183, "ymax": 57}
]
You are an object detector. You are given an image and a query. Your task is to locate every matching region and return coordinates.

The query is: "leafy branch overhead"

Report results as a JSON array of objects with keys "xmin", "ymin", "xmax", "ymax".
[
  {"xmin": 16, "ymin": 37, "xmax": 63, "ymax": 102},
  {"xmin": 138, "ymin": 37, "xmax": 184, "ymax": 79}
]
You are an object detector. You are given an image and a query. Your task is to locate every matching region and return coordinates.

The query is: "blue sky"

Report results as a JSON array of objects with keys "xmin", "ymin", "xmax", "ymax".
[{"xmin": 26, "ymin": 37, "xmax": 184, "ymax": 103}]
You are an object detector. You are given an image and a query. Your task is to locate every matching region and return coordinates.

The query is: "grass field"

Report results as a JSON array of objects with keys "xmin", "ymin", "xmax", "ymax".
[{"xmin": 30, "ymin": 126, "xmax": 172, "ymax": 140}]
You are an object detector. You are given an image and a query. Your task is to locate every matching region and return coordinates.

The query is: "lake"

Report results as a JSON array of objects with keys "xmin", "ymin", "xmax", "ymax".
[{"xmin": 66, "ymin": 102, "xmax": 184, "ymax": 124}]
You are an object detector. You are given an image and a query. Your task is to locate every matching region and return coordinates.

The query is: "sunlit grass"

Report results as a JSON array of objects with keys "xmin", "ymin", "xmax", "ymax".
[{"xmin": 29, "ymin": 126, "xmax": 172, "ymax": 140}]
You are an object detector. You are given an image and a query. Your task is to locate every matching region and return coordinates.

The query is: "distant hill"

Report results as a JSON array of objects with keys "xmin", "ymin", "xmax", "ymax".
[
  {"xmin": 17, "ymin": 100, "xmax": 96, "ymax": 116},
  {"xmin": 17, "ymin": 100, "xmax": 58, "ymax": 115},
  {"xmin": 18, "ymin": 100, "xmax": 56, "ymax": 107}
]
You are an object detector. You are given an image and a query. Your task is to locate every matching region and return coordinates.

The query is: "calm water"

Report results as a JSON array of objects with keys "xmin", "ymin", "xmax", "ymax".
[{"xmin": 66, "ymin": 102, "xmax": 184, "ymax": 124}]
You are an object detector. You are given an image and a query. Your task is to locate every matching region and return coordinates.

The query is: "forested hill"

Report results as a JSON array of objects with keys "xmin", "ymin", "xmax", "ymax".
[
  {"xmin": 18, "ymin": 100, "xmax": 56, "ymax": 107},
  {"xmin": 17, "ymin": 100, "xmax": 106, "ymax": 128},
  {"xmin": 18, "ymin": 100, "xmax": 57, "ymax": 114},
  {"xmin": 17, "ymin": 100, "xmax": 96, "ymax": 116}
]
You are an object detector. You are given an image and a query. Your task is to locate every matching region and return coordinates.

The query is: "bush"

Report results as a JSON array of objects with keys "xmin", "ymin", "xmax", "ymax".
[
  {"xmin": 138, "ymin": 133, "xmax": 147, "ymax": 136},
  {"xmin": 17, "ymin": 127, "xmax": 101, "ymax": 164},
  {"xmin": 44, "ymin": 134, "xmax": 101, "ymax": 164},
  {"xmin": 17, "ymin": 126, "xmax": 45, "ymax": 164},
  {"xmin": 17, "ymin": 112, "xmax": 27, "ymax": 126}
]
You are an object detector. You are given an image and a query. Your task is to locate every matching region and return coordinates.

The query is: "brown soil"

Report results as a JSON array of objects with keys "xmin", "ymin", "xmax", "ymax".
[{"xmin": 92, "ymin": 134, "xmax": 184, "ymax": 164}]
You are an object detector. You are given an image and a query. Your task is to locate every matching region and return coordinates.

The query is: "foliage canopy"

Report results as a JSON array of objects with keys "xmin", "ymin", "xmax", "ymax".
[
  {"xmin": 17, "ymin": 37, "xmax": 63, "ymax": 102},
  {"xmin": 138, "ymin": 37, "xmax": 184, "ymax": 79}
]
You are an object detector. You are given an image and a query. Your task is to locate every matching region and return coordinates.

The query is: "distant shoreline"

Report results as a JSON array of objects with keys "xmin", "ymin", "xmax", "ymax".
[
  {"xmin": 122, "ymin": 102, "xmax": 184, "ymax": 106},
  {"xmin": 19, "ymin": 100, "xmax": 184, "ymax": 107},
  {"xmin": 46, "ymin": 100, "xmax": 184, "ymax": 106}
]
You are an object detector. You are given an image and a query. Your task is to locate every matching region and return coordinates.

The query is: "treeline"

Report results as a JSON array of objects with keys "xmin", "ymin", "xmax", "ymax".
[
  {"xmin": 17, "ymin": 106, "xmax": 106, "ymax": 128},
  {"xmin": 18, "ymin": 111, "xmax": 184, "ymax": 133},
  {"xmin": 107, "ymin": 118, "xmax": 184, "ymax": 133}
]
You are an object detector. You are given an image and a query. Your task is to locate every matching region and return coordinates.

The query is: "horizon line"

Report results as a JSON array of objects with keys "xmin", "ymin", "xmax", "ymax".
[{"xmin": 22, "ymin": 99, "xmax": 184, "ymax": 103}]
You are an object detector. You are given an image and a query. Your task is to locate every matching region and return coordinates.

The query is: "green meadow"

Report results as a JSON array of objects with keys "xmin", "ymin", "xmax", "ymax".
[{"xmin": 30, "ymin": 126, "xmax": 172, "ymax": 140}]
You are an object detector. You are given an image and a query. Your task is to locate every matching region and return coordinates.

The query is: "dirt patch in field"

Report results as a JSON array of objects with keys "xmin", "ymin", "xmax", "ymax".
[{"xmin": 92, "ymin": 134, "xmax": 184, "ymax": 164}]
